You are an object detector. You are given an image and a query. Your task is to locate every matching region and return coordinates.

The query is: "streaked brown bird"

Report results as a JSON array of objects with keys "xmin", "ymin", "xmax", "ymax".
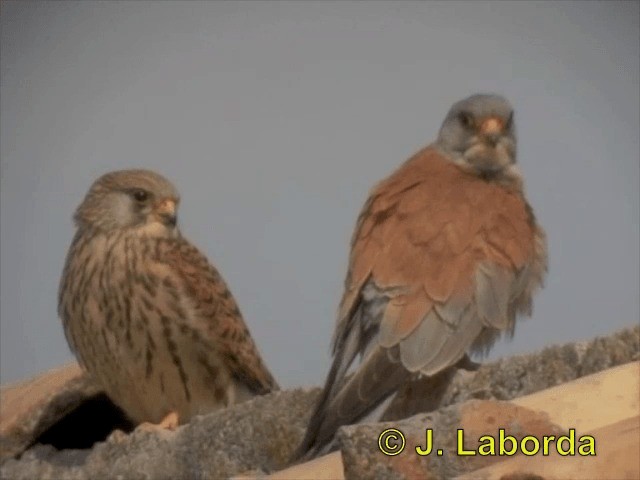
[
  {"xmin": 294, "ymin": 94, "xmax": 548, "ymax": 459},
  {"xmin": 58, "ymin": 169, "xmax": 278, "ymax": 428}
]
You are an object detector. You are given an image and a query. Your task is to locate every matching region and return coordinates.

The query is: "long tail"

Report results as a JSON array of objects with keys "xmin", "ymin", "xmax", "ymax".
[{"xmin": 291, "ymin": 345, "xmax": 409, "ymax": 462}]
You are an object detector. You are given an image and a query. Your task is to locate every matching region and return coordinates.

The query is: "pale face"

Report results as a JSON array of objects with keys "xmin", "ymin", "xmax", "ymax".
[{"xmin": 73, "ymin": 169, "xmax": 181, "ymax": 235}]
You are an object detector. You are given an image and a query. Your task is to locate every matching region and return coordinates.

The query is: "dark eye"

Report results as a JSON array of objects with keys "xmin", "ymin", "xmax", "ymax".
[
  {"xmin": 458, "ymin": 111, "xmax": 474, "ymax": 129},
  {"xmin": 132, "ymin": 189, "xmax": 149, "ymax": 202}
]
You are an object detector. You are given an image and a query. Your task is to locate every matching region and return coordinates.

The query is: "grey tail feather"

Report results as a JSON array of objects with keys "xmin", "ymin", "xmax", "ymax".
[
  {"xmin": 291, "ymin": 307, "xmax": 366, "ymax": 463},
  {"xmin": 290, "ymin": 346, "xmax": 409, "ymax": 463},
  {"xmin": 290, "ymin": 345, "xmax": 351, "ymax": 462}
]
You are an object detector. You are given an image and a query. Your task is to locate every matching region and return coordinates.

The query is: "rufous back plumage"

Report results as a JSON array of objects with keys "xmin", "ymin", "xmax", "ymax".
[{"xmin": 294, "ymin": 93, "xmax": 547, "ymax": 460}]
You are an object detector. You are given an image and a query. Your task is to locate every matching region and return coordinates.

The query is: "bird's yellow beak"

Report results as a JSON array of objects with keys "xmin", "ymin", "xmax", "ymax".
[
  {"xmin": 155, "ymin": 198, "xmax": 177, "ymax": 226},
  {"xmin": 479, "ymin": 116, "xmax": 504, "ymax": 135}
]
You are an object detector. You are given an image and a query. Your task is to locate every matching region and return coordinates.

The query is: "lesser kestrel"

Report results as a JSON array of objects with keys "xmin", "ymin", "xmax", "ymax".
[
  {"xmin": 295, "ymin": 94, "xmax": 548, "ymax": 459},
  {"xmin": 58, "ymin": 169, "xmax": 278, "ymax": 427}
]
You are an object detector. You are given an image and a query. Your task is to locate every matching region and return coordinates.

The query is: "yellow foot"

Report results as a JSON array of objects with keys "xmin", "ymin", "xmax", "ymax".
[{"xmin": 137, "ymin": 411, "xmax": 180, "ymax": 432}]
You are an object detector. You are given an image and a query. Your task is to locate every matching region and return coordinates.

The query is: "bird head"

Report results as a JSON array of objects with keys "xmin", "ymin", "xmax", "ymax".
[
  {"xmin": 73, "ymin": 169, "xmax": 181, "ymax": 235},
  {"xmin": 436, "ymin": 94, "xmax": 518, "ymax": 182}
]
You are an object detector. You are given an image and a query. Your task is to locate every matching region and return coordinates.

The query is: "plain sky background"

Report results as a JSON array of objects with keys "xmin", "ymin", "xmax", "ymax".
[{"xmin": 1, "ymin": 1, "xmax": 638, "ymax": 387}]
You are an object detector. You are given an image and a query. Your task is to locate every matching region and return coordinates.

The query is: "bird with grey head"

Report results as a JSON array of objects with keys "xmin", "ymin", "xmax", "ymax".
[
  {"xmin": 293, "ymin": 93, "xmax": 547, "ymax": 461},
  {"xmin": 437, "ymin": 93, "xmax": 518, "ymax": 181}
]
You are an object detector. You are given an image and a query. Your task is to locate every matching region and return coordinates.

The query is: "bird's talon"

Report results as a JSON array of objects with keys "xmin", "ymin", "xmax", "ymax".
[{"xmin": 137, "ymin": 411, "xmax": 179, "ymax": 432}]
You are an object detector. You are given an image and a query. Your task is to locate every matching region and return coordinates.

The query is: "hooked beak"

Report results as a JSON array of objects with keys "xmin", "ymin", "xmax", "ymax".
[
  {"xmin": 479, "ymin": 117, "xmax": 504, "ymax": 135},
  {"xmin": 155, "ymin": 199, "xmax": 177, "ymax": 227},
  {"xmin": 479, "ymin": 116, "xmax": 505, "ymax": 147}
]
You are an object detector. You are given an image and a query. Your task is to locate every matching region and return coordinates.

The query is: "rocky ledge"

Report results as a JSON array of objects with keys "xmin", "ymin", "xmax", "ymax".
[{"xmin": 1, "ymin": 325, "xmax": 638, "ymax": 480}]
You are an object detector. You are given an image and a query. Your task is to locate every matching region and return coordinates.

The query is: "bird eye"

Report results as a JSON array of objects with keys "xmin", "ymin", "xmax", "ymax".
[
  {"xmin": 132, "ymin": 189, "xmax": 149, "ymax": 202},
  {"xmin": 458, "ymin": 111, "xmax": 474, "ymax": 129}
]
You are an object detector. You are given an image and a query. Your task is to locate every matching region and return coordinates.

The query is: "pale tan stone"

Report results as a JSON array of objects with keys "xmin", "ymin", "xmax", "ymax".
[{"xmin": 455, "ymin": 416, "xmax": 639, "ymax": 480}]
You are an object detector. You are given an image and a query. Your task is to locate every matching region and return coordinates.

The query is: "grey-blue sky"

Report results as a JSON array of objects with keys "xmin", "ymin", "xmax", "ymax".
[{"xmin": 1, "ymin": 1, "xmax": 638, "ymax": 387}]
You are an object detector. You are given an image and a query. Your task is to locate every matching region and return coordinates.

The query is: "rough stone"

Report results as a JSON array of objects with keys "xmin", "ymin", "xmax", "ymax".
[
  {"xmin": 0, "ymin": 363, "xmax": 104, "ymax": 462},
  {"xmin": 1, "ymin": 325, "xmax": 637, "ymax": 480},
  {"xmin": 339, "ymin": 399, "xmax": 562, "ymax": 480},
  {"xmin": 1, "ymin": 388, "xmax": 317, "ymax": 480}
]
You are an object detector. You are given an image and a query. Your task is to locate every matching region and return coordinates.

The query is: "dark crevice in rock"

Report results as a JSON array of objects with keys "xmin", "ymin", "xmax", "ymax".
[
  {"xmin": 1, "ymin": 326, "xmax": 637, "ymax": 479},
  {"xmin": 30, "ymin": 393, "xmax": 134, "ymax": 451}
]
